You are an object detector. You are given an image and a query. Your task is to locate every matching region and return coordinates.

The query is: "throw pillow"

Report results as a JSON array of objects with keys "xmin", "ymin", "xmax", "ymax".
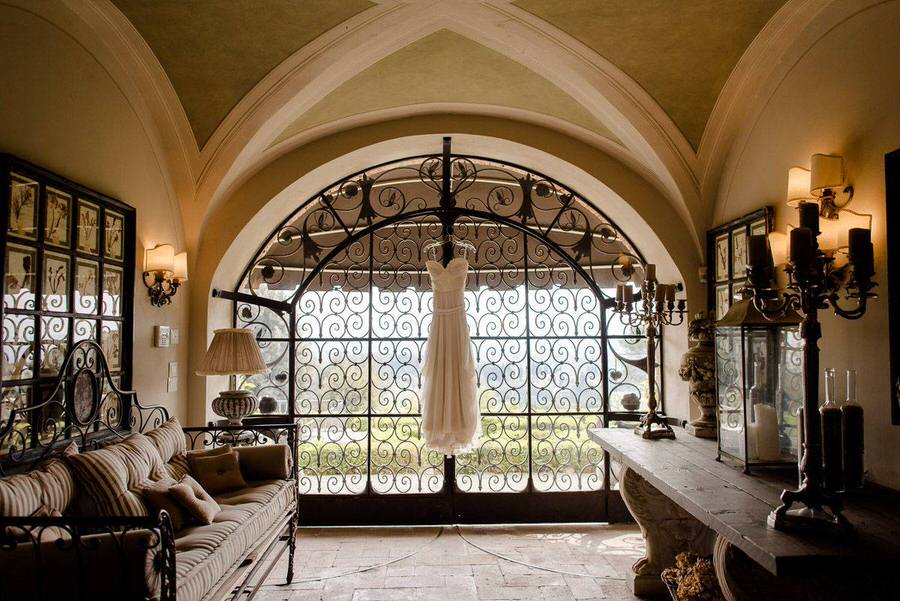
[
  {"xmin": 168, "ymin": 444, "xmax": 232, "ymax": 482},
  {"xmin": 169, "ymin": 476, "xmax": 220, "ymax": 525},
  {"xmin": 65, "ymin": 433, "xmax": 165, "ymax": 517},
  {"xmin": 135, "ymin": 477, "xmax": 189, "ymax": 532},
  {"xmin": 190, "ymin": 451, "xmax": 248, "ymax": 495},
  {"xmin": 145, "ymin": 417, "xmax": 187, "ymax": 464}
]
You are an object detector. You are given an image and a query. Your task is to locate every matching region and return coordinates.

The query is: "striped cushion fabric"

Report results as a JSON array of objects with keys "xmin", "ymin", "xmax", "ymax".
[
  {"xmin": 166, "ymin": 453, "xmax": 190, "ymax": 481},
  {"xmin": 65, "ymin": 433, "xmax": 166, "ymax": 517},
  {"xmin": 145, "ymin": 417, "xmax": 187, "ymax": 463},
  {"xmin": 0, "ymin": 441, "xmax": 78, "ymax": 516}
]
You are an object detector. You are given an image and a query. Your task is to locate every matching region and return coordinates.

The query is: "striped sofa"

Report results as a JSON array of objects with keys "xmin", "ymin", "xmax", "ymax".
[{"xmin": 0, "ymin": 416, "xmax": 298, "ymax": 601}]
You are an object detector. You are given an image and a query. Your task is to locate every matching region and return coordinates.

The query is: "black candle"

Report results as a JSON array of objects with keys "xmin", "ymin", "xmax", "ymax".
[
  {"xmin": 847, "ymin": 228, "xmax": 871, "ymax": 263},
  {"xmin": 789, "ymin": 227, "xmax": 813, "ymax": 264},
  {"xmin": 747, "ymin": 235, "xmax": 768, "ymax": 268},
  {"xmin": 798, "ymin": 201, "xmax": 820, "ymax": 236}
]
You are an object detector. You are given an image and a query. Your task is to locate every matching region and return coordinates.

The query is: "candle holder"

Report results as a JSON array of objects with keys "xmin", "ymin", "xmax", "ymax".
[
  {"xmin": 614, "ymin": 269, "xmax": 687, "ymax": 439},
  {"xmin": 745, "ymin": 203, "xmax": 876, "ymax": 531}
]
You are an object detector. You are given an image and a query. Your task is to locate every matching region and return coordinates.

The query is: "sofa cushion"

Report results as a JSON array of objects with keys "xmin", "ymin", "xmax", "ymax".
[
  {"xmin": 65, "ymin": 433, "xmax": 166, "ymax": 517},
  {"xmin": 0, "ymin": 442, "xmax": 78, "ymax": 516},
  {"xmin": 173, "ymin": 480, "xmax": 294, "ymax": 601},
  {"xmin": 235, "ymin": 445, "xmax": 292, "ymax": 481},
  {"xmin": 170, "ymin": 476, "xmax": 220, "ymax": 524},
  {"xmin": 136, "ymin": 477, "xmax": 190, "ymax": 532},
  {"xmin": 145, "ymin": 416, "xmax": 187, "ymax": 463},
  {"xmin": 191, "ymin": 451, "xmax": 247, "ymax": 495}
]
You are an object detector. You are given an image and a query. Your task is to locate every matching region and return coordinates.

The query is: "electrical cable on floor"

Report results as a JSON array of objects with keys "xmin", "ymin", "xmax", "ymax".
[
  {"xmin": 277, "ymin": 526, "xmax": 446, "ymax": 584},
  {"xmin": 453, "ymin": 526, "xmax": 626, "ymax": 581},
  {"xmin": 274, "ymin": 525, "xmax": 628, "ymax": 587}
]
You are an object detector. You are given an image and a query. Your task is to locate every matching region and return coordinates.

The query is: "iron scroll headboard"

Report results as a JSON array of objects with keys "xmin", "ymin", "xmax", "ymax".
[{"xmin": 0, "ymin": 339, "xmax": 169, "ymax": 475}]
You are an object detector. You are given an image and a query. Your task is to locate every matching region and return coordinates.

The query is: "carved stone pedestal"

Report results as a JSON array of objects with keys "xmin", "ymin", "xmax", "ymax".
[{"xmin": 618, "ymin": 465, "xmax": 715, "ymax": 596}]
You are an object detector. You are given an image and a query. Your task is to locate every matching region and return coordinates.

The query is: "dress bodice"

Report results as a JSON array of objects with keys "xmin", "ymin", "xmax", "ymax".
[{"xmin": 426, "ymin": 258, "xmax": 468, "ymax": 312}]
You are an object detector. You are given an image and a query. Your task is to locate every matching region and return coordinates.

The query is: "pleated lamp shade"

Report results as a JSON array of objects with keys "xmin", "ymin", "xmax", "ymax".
[{"xmin": 196, "ymin": 328, "xmax": 269, "ymax": 376}]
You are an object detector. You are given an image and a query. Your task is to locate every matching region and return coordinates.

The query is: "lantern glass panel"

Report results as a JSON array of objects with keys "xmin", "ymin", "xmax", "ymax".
[
  {"xmin": 715, "ymin": 326, "xmax": 744, "ymax": 460},
  {"xmin": 776, "ymin": 328, "xmax": 804, "ymax": 460},
  {"xmin": 744, "ymin": 329, "xmax": 782, "ymax": 463}
]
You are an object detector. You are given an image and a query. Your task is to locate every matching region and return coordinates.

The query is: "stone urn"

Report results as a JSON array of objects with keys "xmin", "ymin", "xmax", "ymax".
[{"xmin": 678, "ymin": 313, "xmax": 717, "ymax": 439}]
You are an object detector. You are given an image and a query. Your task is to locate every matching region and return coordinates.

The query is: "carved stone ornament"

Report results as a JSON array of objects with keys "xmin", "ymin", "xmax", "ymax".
[{"xmin": 679, "ymin": 312, "xmax": 717, "ymax": 438}]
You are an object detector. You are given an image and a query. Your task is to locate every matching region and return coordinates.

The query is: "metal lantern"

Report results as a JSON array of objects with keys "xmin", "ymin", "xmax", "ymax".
[{"xmin": 714, "ymin": 298, "xmax": 803, "ymax": 472}]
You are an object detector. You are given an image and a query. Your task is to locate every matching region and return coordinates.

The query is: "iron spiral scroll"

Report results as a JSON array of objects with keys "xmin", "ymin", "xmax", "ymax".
[{"xmin": 230, "ymin": 139, "xmax": 661, "ymax": 515}]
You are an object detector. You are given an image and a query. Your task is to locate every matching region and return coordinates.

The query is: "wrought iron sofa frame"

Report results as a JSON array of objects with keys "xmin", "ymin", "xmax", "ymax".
[{"xmin": 0, "ymin": 340, "xmax": 299, "ymax": 600}]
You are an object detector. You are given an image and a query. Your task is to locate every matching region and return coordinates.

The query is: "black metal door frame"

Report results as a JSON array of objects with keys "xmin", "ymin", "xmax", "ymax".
[{"xmin": 218, "ymin": 137, "xmax": 657, "ymax": 525}]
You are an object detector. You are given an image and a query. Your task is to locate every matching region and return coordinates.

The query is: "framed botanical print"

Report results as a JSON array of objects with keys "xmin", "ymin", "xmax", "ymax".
[
  {"xmin": 4, "ymin": 244, "xmax": 36, "ymax": 311},
  {"xmin": 44, "ymin": 187, "xmax": 71, "ymax": 247},
  {"xmin": 75, "ymin": 260, "xmax": 99, "ymax": 315},
  {"xmin": 105, "ymin": 210, "xmax": 124, "ymax": 260},
  {"xmin": 8, "ymin": 173, "xmax": 38, "ymax": 240},
  {"xmin": 42, "ymin": 252, "xmax": 70, "ymax": 312},
  {"xmin": 77, "ymin": 200, "xmax": 100, "ymax": 255},
  {"xmin": 706, "ymin": 207, "xmax": 773, "ymax": 321},
  {"xmin": 1, "ymin": 154, "xmax": 135, "ymax": 454}
]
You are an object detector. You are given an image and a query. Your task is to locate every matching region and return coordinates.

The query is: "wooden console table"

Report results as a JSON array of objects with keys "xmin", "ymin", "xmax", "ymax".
[{"xmin": 589, "ymin": 428, "xmax": 900, "ymax": 600}]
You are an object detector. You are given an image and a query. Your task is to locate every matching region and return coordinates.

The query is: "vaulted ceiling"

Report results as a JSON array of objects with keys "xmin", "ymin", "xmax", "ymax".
[
  {"xmin": 274, "ymin": 29, "xmax": 619, "ymax": 146},
  {"xmin": 112, "ymin": 0, "xmax": 785, "ymax": 150}
]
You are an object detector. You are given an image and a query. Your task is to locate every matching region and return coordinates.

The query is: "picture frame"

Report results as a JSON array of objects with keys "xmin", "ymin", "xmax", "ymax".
[
  {"xmin": 104, "ymin": 210, "xmax": 124, "ymax": 261},
  {"xmin": 8, "ymin": 173, "xmax": 38, "ymax": 240},
  {"xmin": 706, "ymin": 207, "xmax": 773, "ymax": 321},
  {"xmin": 44, "ymin": 187, "xmax": 72, "ymax": 248},
  {"xmin": 77, "ymin": 200, "xmax": 100, "ymax": 255},
  {"xmin": 4, "ymin": 243, "xmax": 36, "ymax": 311}
]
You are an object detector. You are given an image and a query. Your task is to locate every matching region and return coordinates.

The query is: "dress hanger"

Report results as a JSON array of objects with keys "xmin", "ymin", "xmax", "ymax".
[{"xmin": 423, "ymin": 236, "xmax": 475, "ymax": 262}]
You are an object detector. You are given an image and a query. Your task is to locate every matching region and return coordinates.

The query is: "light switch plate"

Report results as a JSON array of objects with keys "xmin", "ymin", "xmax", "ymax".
[
  {"xmin": 154, "ymin": 325, "xmax": 171, "ymax": 348},
  {"xmin": 171, "ymin": 328, "xmax": 180, "ymax": 345},
  {"xmin": 168, "ymin": 362, "xmax": 178, "ymax": 377},
  {"xmin": 167, "ymin": 377, "xmax": 178, "ymax": 393}
]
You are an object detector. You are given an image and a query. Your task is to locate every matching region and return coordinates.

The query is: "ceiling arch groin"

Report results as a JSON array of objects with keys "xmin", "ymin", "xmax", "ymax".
[{"xmin": 56, "ymin": 0, "xmax": 814, "ymax": 261}]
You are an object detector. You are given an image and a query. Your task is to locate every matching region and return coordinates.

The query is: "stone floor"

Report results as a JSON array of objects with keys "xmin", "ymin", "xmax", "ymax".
[{"xmin": 255, "ymin": 524, "xmax": 644, "ymax": 601}]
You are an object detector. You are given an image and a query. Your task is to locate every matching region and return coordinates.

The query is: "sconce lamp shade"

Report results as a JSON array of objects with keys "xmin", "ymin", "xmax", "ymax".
[
  {"xmin": 196, "ymin": 328, "xmax": 269, "ymax": 376},
  {"xmin": 144, "ymin": 244, "xmax": 175, "ymax": 273},
  {"xmin": 146, "ymin": 244, "xmax": 175, "ymax": 273},
  {"xmin": 786, "ymin": 167, "xmax": 813, "ymax": 207},
  {"xmin": 173, "ymin": 252, "xmax": 189, "ymax": 281},
  {"xmin": 810, "ymin": 154, "xmax": 844, "ymax": 197}
]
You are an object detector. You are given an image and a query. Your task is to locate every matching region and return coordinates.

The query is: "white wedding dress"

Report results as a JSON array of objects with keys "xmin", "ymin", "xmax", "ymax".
[{"xmin": 421, "ymin": 257, "xmax": 479, "ymax": 456}]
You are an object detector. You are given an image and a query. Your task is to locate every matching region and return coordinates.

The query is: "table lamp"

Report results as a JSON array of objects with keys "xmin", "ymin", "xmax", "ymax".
[{"xmin": 196, "ymin": 328, "xmax": 269, "ymax": 425}]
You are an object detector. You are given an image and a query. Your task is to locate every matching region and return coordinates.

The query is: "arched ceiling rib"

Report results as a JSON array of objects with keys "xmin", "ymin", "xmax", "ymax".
[
  {"xmin": 513, "ymin": 0, "xmax": 786, "ymax": 149},
  {"xmin": 110, "ymin": 0, "xmax": 375, "ymax": 146},
  {"xmin": 274, "ymin": 30, "xmax": 620, "ymax": 146}
]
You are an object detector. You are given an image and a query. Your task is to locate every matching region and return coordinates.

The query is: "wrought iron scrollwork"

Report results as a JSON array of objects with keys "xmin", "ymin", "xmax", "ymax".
[{"xmin": 233, "ymin": 143, "xmax": 656, "ymax": 503}]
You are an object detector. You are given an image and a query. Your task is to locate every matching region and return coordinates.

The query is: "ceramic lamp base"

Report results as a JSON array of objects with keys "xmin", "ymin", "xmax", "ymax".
[{"xmin": 211, "ymin": 390, "xmax": 258, "ymax": 426}]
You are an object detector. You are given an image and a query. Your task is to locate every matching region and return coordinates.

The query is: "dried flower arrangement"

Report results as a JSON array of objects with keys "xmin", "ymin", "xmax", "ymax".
[{"xmin": 661, "ymin": 552, "xmax": 724, "ymax": 601}]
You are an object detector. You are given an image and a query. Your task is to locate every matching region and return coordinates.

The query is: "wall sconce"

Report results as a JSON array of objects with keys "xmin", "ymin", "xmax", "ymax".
[
  {"xmin": 143, "ymin": 244, "xmax": 188, "ymax": 307},
  {"xmin": 786, "ymin": 154, "xmax": 855, "ymax": 220}
]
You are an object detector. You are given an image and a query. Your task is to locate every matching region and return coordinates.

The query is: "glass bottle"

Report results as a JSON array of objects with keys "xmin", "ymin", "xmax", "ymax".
[
  {"xmin": 820, "ymin": 368, "xmax": 843, "ymax": 492},
  {"xmin": 842, "ymin": 369, "xmax": 865, "ymax": 489}
]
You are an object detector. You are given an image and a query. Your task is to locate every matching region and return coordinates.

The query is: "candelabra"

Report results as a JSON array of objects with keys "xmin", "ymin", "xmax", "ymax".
[
  {"xmin": 746, "ymin": 202, "xmax": 876, "ymax": 531},
  {"xmin": 614, "ymin": 265, "xmax": 687, "ymax": 439}
]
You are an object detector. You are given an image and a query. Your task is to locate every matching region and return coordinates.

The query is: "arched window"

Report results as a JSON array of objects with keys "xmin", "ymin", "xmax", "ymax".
[{"xmin": 228, "ymin": 139, "xmax": 661, "ymax": 523}]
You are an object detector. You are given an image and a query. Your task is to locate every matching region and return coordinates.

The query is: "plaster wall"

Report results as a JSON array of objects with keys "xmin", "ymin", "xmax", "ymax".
[
  {"xmin": 0, "ymin": 4, "xmax": 189, "ymax": 421},
  {"xmin": 716, "ymin": 0, "xmax": 900, "ymax": 488}
]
